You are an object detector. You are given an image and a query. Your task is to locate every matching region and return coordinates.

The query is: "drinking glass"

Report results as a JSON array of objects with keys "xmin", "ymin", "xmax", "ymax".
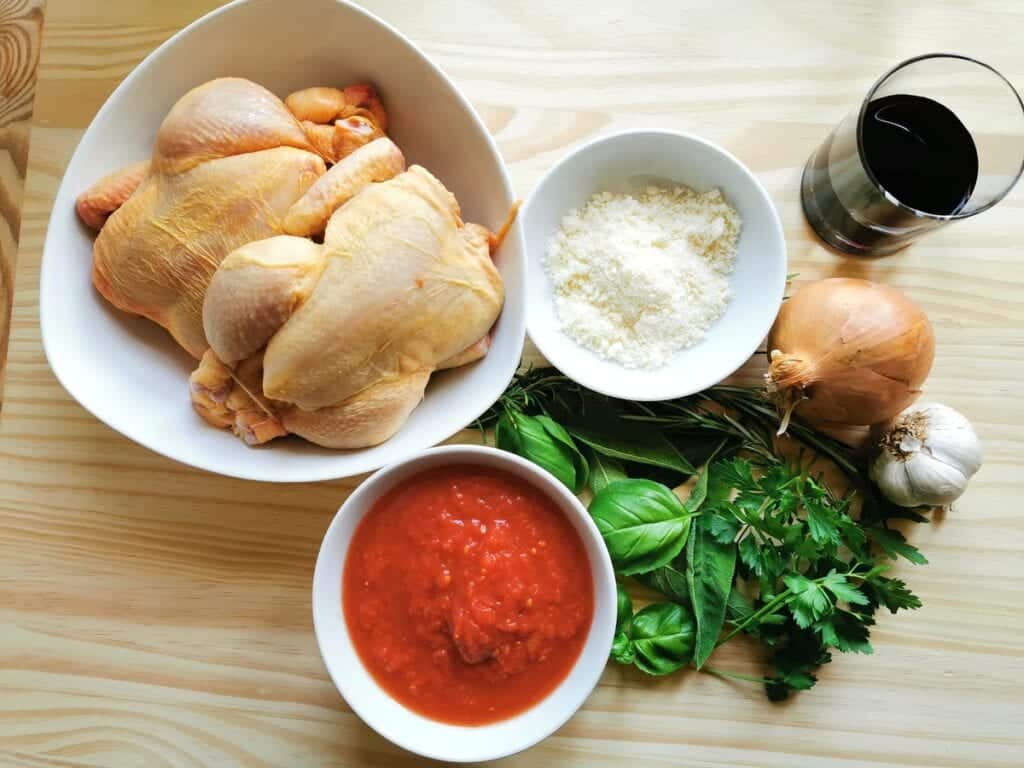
[{"xmin": 801, "ymin": 53, "xmax": 1024, "ymax": 256}]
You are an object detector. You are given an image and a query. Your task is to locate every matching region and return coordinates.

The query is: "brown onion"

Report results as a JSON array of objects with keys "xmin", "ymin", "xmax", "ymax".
[{"xmin": 766, "ymin": 278, "xmax": 934, "ymax": 431}]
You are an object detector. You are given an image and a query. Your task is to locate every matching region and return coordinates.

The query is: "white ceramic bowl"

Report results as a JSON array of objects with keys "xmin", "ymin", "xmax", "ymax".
[
  {"xmin": 39, "ymin": 0, "xmax": 526, "ymax": 482},
  {"xmin": 312, "ymin": 445, "xmax": 616, "ymax": 762},
  {"xmin": 523, "ymin": 130, "xmax": 786, "ymax": 401}
]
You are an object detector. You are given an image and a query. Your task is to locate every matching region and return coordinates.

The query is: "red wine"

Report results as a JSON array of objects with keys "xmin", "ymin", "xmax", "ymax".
[
  {"xmin": 801, "ymin": 93, "xmax": 979, "ymax": 255},
  {"xmin": 861, "ymin": 94, "xmax": 978, "ymax": 215}
]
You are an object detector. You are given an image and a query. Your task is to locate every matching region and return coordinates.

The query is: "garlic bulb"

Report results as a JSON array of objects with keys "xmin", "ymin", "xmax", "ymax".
[{"xmin": 870, "ymin": 402, "xmax": 982, "ymax": 508}]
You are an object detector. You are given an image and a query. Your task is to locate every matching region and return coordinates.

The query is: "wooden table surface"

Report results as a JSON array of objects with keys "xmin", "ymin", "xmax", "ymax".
[
  {"xmin": 0, "ymin": 0, "xmax": 43, "ymax": 407},
  {"xmin": 2, "ymin": 1, "xmax": 1023, "ymax": 766}
]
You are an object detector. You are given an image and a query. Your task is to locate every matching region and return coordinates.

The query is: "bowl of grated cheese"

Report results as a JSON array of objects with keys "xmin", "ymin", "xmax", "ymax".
[{"xmin": 522, "ymin": 129, "xmax": 786, "ymax": 400}]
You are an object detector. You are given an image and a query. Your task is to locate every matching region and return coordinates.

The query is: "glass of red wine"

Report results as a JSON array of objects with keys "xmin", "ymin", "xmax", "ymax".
[{"xmin": 801, "ymin": 53, "xmax": 1024, "ymax": 257}]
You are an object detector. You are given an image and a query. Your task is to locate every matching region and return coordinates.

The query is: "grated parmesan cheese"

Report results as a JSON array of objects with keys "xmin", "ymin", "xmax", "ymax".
[{"xmin": 544, "ymin": 186, "xmax": 741, "ymax": 369}]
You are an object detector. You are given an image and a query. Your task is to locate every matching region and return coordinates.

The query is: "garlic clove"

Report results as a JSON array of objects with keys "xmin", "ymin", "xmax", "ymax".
[
  {"xmin": 902, "ymin": 451, "xmax": 969, "ymax": 506},
  {"xmin": 870, "ymin": 451, "xmax": 919, "ymax": 508},
  {"xmin": 922, "ymin": 433, "xmax": 982, "ymax": 478}
]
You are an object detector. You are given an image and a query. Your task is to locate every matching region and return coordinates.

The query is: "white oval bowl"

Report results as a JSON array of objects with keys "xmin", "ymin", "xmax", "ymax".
[
  {"xmin": 523, "ymin": 130, "xmax": 786, "ymax": 401},
  {"xmin": 312, "ymin": 445, "xmax": 616, "ymax": 762},
  {"xmin": 40, "ymin": 0, "xmax": 526, "ymax": 482}
]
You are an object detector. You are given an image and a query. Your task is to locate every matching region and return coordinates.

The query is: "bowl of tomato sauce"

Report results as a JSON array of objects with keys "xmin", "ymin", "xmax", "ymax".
[{"xmin": 312, "ymin": 444, "xmax": 616, "ymax": 761}]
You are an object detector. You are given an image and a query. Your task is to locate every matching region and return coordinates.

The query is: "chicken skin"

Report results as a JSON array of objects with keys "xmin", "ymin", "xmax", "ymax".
[{"xmin": 191, "ymin": 138, "xmax": 504, "ymax": 449}]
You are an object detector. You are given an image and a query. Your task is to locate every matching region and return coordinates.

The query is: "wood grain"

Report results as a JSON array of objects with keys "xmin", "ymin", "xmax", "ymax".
[
  {"xmin": 2, "ymin": 1, "xmax": 1024, "ymax": 766},
  {"xmin": 0, "ymin": 0, "xmax": 42, "ymax": 410}
]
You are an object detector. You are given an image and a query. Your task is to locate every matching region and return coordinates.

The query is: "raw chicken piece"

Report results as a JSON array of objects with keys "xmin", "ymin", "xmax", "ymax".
[
  {"xmin": 285, "ymin": 84, "xmax": 388, "ymax": 131},
  {"xmin": 195, "ymin": 140, "xmax": 505, "ymax": 449},
  {"xmin": 190, "ymin": 349, "xmax": 287, "ymax": 446},
  {"xmin": 285, "ymin": 85, "xmax": 388, "ymax": 164},
  {"xmin": 75, "ymin": 161, "xmax": 150, "ymax": 230},
  {"xmin": 76, "ymin": 78, "xmax": 331, "ymax": 357},
  {"xmin": 284, "ymin": 136, "xmax": 405, "ymax": 236},
  {"xmin": 300, "ymin": 116, "xmax": 383, "ymax": 165}
]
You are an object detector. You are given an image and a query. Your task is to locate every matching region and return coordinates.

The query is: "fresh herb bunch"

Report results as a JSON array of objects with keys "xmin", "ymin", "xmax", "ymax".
[{"xmin": 483, "ymin": 366, "xmax": 928, "ymax": 700}]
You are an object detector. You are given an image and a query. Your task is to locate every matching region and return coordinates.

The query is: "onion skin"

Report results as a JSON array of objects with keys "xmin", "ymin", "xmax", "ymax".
[{"xmin": 767, "ymin": 278, "xmax": 935, "ymax": 427}]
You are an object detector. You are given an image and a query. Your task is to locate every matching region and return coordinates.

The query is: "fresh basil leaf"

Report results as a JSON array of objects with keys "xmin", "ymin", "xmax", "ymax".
[
  {"xmin": 494, "ymin": 410, "xmax": 522, "ymax": 453},
  {"xmin": 615, "ymin": 583, "xmax": 633, "ymax": 632},
  {"xmin": 588, "ymin": 449, "xmax": 628, "ymax": 496},
  {"xmin": 589, "ymin": 479, "xmax": 694, "ymax": 575},
  {"xmin": 611, "ymin": 631, "xmax": 635, "ymax": 664},
  {"xmin": 568, "ymin": 420, "xmax": 696, "ymax": 476},
  {"xmin": 686, "ymin": 515, "xmax": 738, "ymax": 668},
  {"xmin": 495, "ymin": 411, "xmax": 578, "ymax": 491},
  {"xmin": 638, "ymin": 558, "xmax": 690, "ymax": 605},
  {"xmin": 630, "ymin": 602, "xmax": 696, "ymax": 675},
  {"xmin": 535, "ymin": 414, "xmax": 589, "ymax": 492}
]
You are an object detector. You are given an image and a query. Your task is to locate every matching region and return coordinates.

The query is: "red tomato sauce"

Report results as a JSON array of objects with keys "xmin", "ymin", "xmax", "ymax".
[{"xmin": 343, "ymin": 464, "xmax": 594, "ymax": 725}]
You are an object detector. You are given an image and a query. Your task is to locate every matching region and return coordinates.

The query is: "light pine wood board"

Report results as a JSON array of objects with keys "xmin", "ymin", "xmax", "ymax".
[
  {"xmin": 2, "ymin": 1, "xmax": 1023, "ymax": 766},
  {"xmin": 0, "ymin": 0, "xmax": 43, "ymax": 409}
]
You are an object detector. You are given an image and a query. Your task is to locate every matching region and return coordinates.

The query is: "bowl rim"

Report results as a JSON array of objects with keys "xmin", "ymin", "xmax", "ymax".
[
  {"xmin": 521, "ymin": 127, "xmax": 786, "ymax": 401},
  {"xmin": 311, "ymin": 444, "xmax": 617, "ymax": 762},
  {"xmin": 39, "ymin": 0, "xmax": 526, "ymax": 483}
]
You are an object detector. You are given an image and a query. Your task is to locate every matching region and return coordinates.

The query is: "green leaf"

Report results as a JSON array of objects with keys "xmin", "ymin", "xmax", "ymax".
[
  {"xmin": 805, "ymin": 497, "xmax": 840, "ymax": 545},
  {"xmin": 716, "ymin": 458, "xmax": 757, "ymax": 492},
  {"xmin": 821, "ymin": 571, "xmax": 869, "ymax": 606},
  {"xmin": 766, "ymin": 671, "xmax": 817, "ymax": 701},
  {"xmin": 837, "ymin": 516, "xmax": 868, "ymax": 555},
  {"xmin": 494, "ymin": 410, "xmax": 522, "ymax": 452},
  {"xmin": 588, "ymin": 449, "xmax": 628, "ymax": 496},
  {"xmin": 568, "ymin": 420, "xmax": 696, "ymax": 476},
  {"xmin": 726, "ymin": 588, "xmax": 755, "ymax": 624},
  {"xmin": 615, "ymin": 583, "xmax": 633, "ymax": 632},
  {"xmin": 589, "ymin": 480, "xmax": 694, "ymax": 576},
  {"xmin": 611, "ymin": 631, "xmax": 635, "ymax": 664},
  {"xmin": 686, "ymin": 515, "xmax": 737, "ymax": 668},
  {"xmin": 764, "ymin": 628, "xmax": 830, "ymax": 700},
  {"xmin": 816, "ymin": 610, "xmax": 873, "ymax": 654},
  {"xmin": 629, "ymin": 603, "xmax": 696, "ymax": 675},
  {"xmin": 782, "ymin": 573, "xmax": 815, "ymax": 595},
  {"xmin": 864, "ymin": 573, "xmax": 923, "ymax": 613},
  {"xmin": 535, "ymin": 414, "xmax": 589, "ymax": 491},
  {"xmin": 639, "ymin": 559, "xmax": 690, "ymax": 605},
  {"xmin": 682, "ymin": 441, "xmax": 730, "ymax": 512},
  {"xmin": 868, "ymin": 526, "xmax": 929, "ymax": 565},
  {"xmin": 708, "ymin": 513, "xmax": 740, "ymax": 544},
  {"xmin": 495, "ymin": 411, "xmax": 578, "ymax": 491},
  {"xmin": 686, "ymin": 464, "xmax": 711, "ymax": 513},
  {"xmin": 784, "ymin": 575, "xmax": 833, "ymax": 629},
  {"xmin": 738, "ymin": 534, "xmax": 760, "ymax": 573}
]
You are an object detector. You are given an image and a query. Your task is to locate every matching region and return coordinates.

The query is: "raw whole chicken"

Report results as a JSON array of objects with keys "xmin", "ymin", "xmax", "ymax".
[
  {"xmin": 190, "ymin": 137, "xmax": 506, "ymax": 449},
  {"xmin": 75, "ymin": 78, "xmax": 387, "ymax": 357},
  {"xmin": 75, "ymin": 77, "xmax": 505, "ymax": 451}
]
